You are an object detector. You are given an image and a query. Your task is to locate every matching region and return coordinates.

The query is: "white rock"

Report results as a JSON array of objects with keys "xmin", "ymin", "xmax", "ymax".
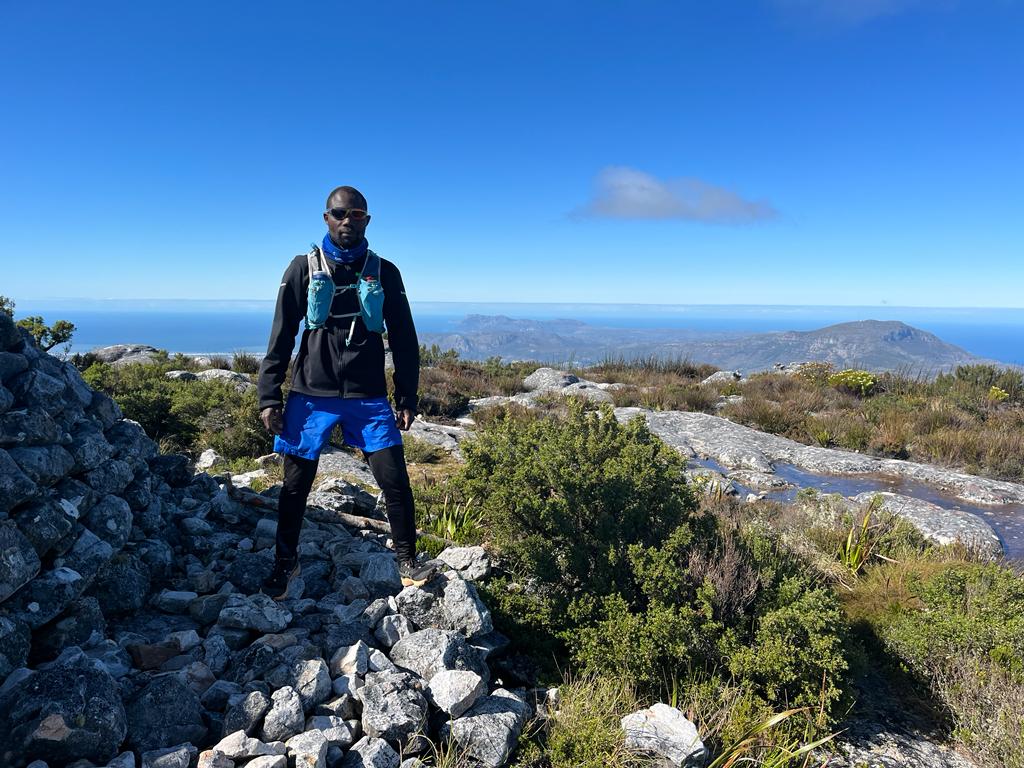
[
  {"xmin": 285, "ymin": 730, "xmax": 329, "ymax": 768},
  {"xmin": 437, "ymin": 546, "xmax": 492, "ymax": 580},
  {"xmin": 332, "ymin": 673, "xmax": 364, "ymax": 697},
  {"xmin": 194, "ymin": 368, "xmax": 255, "ymax": 391},
  {"xmin": 330, "ymin": 641, "xmax": 369, "ymax": 677},
  {"xmin": 244, "ymin": 757, "xmax": 287, "ymax": 768},
  {"xmin": 340, "ymin": 736, "xmax": 400, "ymax": 768},
  {"xmin": 305, "ymin": 715, "xmax": 357, "ymax": 748},
  {"xmin": 621, "ymin": 703, "xmax": 707, "ymax": 767},
  {"xmin": 196, "ymin": 750, "xmax": 233, "ymax": 768},
  {"xmin": 439, "ymin": 690, "xmax": 530, "ymax": 768},
  {"xmin": 427, "ymin": 669, "xmax": 486, "ymax": 718},
  {"xmin": 523, "ymin": 368, "xmax": 579, "ymax": 391},
  {"xmin": 700, "ymin": 370, "xmax": 742, "ymax": 386},
  {"xmin": 260, "ymin": 686, "xmax": 305, "ymax": 742},
  {"xmin": 196, "ymin": 448, "xmax": 224, "ymax": 471},
  {"xmin": 442, "ymin": 577, "xmax": 493, "ymax": 638},
  {"xmin": 374, "ymin": 614, "xmax": 414, "ymax": 648},
  {"xmin": 368, "ymin": 648, "xmax": 397, "ymax": 673},
  {"xmin": 214, "ymin": 730, "xmax": 287, "ymax": 759}
]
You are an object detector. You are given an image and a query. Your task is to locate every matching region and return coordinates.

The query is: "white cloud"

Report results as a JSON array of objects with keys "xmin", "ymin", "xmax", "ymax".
[{"xmin": 574, "ymin": 166, "xmax": 777, "ymax": 223}]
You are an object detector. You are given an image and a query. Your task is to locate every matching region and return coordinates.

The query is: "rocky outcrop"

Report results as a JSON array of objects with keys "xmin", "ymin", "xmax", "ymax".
[
  {"xmin": 0, "ymin": 316, "xmax": 537, "ymax": 768},
  {"xmin": 92, "ymin": 344, "xmax": 162, "ymax": 366}
]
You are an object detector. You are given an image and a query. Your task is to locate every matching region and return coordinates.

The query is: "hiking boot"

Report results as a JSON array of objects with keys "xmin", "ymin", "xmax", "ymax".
[
  {"xmin": 261, "ymin": 558, "xmax": 300, "ymax": 600},
  {"xmin": 399, "ymin": 559, "xmax": 438, "ymax": 588}
]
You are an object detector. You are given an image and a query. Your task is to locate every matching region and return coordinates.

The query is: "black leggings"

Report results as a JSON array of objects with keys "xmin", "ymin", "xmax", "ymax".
[{"xmin": 275, "ymin": 444, "xmax": 417, "ymax": 563}]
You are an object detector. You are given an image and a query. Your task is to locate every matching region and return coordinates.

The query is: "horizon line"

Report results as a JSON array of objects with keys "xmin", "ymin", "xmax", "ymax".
[{"xmin": 12, "ymin": 297, "xmax": 1024, "ymax": 312}]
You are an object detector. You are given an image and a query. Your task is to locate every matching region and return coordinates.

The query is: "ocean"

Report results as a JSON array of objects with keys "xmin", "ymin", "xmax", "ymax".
[{"xmin": 13, "ymin": 300, "xmax": 1024, "ymax": 366}]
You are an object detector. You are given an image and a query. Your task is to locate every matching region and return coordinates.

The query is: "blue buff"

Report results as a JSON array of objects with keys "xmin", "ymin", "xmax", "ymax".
[{"xmin": 322, "ymin": 234, "xmax": 368, "ymax": 264}]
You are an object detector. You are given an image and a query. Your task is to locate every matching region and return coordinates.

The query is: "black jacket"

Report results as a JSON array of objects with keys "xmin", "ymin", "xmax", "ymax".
[{"xmin": 257, "ymin": 249, "xmax": 420, "ymax": 413}]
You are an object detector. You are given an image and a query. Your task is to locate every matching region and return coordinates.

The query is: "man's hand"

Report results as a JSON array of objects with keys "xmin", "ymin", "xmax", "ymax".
[
  {"xmin": 395, "ymin": 408, "xmax": 415, "ymax": 431},
  {"xmin": 260, "ymin": 406, "xmax": 284, "ymax": 435}
]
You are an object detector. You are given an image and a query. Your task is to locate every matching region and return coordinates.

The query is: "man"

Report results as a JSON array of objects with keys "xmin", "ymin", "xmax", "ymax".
[{"xmin": 257, "ymin": 185, "xmax": 434, "ymax": 599}]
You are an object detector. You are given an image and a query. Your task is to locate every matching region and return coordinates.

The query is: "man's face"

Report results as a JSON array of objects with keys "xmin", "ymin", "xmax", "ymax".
[{"xmin": 323, "ymin": 191, "xmax": 371, "ymax": 249}]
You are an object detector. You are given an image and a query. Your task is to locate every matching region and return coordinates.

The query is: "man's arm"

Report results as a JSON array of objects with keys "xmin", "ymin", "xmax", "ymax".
[
  {"xmin": 382, "ymin": 260, "xmax": 420, "ymax": 416},
  {"xmin": 257, "ymin": 258, "xmax": 305, "ymax": 413}
]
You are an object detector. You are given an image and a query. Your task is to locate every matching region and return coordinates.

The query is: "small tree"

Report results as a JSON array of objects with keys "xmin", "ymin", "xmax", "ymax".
[
  {"xmin": 0, "ymin": 295, "xmax": 77, "ymax": 352},
  {"xmin": 16, "ymin": 315, "xmax": 76, "ymax": 352}
]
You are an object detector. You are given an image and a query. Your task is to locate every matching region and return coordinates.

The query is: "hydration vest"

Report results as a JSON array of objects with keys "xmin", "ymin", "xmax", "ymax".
[{"xmin": 305, "ymin": 246, "xmax": 385, "ymax": 345}]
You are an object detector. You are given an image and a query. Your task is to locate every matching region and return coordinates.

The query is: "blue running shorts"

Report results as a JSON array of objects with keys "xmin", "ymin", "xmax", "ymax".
[{"xmin": 273, "ymin": 393, "xmax": 403, "ymax": 459}]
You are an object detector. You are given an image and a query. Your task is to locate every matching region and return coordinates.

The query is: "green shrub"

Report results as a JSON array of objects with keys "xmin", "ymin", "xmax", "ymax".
[
  {"xmin": 402, "ymin": 434, "xmax": 445, "ymax": 464},
  {"xmin": 828, "ymin": 369, "xmax": 876, "ymax": 397},
  {"xmin": 574, "ymin": 524, "xmax": 849, "ymax": 727},
  {"xmin": 457, "ymin": 401, "xmax": 695, "ymax": 606},
  {"xmin": 881, "ymin": 564, "xmax": 1024, "ymax": 677},
  {"xmin": 420, "ymin": 343, "xmax": 461, "ymax": 366},
  {"xmin": 414, "ymin": 483, "xmax": 485, "ymax": 544},
  {"xmin": 794, "ymin": 361, "xmax": 835, "ymax": 386},
  {"xmin": 232, "ymin": 351, "xmax": 261, "ymax": 374},
  {"xmin": 937, "ymin": 364, "xmax": 1024, "ymax": 402},
  {"xmin": 872, "ymin": 563, "xmax": 1024, "ymax": 767},
  {"xmin": 198, "ymin": 386, "xmax": 270, "ymax": 460},
  {"xmin": 83, "ymin": 360, "xmax": 271, "ymax": 460}
]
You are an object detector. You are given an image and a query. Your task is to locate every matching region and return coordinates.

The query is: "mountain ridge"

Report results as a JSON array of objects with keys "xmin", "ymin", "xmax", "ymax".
[{"xmin": 421, "ymin": 317, "xmax": 1003, "ymax": 373}]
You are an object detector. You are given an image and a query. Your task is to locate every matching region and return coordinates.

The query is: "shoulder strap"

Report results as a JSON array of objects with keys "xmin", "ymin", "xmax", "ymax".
[
  {"xmin": 307, "ymin": 244, "xmax": 331, "ymax": 278},
  {"xmin": 361, "ymin": 249, "xmax": 381, "ymax": 279},
  {"xmin": 306, "ymin": 248, "xmax": 318, "ymax": 280}
]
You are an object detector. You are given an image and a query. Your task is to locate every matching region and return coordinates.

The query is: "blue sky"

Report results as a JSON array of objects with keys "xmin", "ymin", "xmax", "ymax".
[{"xmin": 1, "ymin": 1, "xmax": 1022, "ymax": 307}]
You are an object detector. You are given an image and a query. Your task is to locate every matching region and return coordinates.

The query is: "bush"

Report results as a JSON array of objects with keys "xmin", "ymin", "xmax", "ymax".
[
  {"xmin": 936, "ymin": 364, "xmax": 1024, "ymax": 402},
  {"xmin": 721, "ymin": 397, "xmax": 802, "ymax": 436},
  {"xmin": 828, "ymin": 369, "xmax": 876, "ymax": 397},
  {"xmin": 794, "ymin": 361, "xmax": 835, "ymax": 386},
  {"xmin": 458, "ymin": 401, "xmax": 695, "ymax": 606},
  {"xmin": 574, "ymin": 524, "xmax": 849, "ymax": 726},
  {"xmin": 872, "ymin": 563, "xmax": 1024, "ymax": 767},
  {"xmin": 207, "ymin": 354, "xmax": 232, "ymax": 370},
  {"xmin": 417, "ymin": 357, "xmax": 533, "ymax": 420},
  {"xmin": 403, "ymin": 434, "xmax": 445, "ymax": 464},
  {"xmin": 420, "ymin": 343, "xmax": 461, "ymax": 366},
  {"xmin": 232, "ymin": 351, "xmax": 261, "ymax": 374},
  {"xmin": 83, "ymin": 360, "xmax": 271, "ymax": 460},
  {"xmin": 612, "ymin": 383, "xmax": 719, "ymax": 413}
]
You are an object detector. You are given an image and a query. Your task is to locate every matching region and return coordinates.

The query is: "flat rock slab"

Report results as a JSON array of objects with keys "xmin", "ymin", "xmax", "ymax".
[
  {"xmin": 853, "ymin": 492, "xmax": 1001, "ymax": 554},
  {"xmin": 615, "ymin": 407, "xmax": 1010, "ymax": 552},
  {"xmin": 615, "ymin": 407, "xmax": 1024, "ymax": 507}
]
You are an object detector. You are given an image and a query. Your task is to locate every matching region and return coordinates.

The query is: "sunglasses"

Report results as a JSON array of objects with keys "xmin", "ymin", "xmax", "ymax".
[{"xmin": 326, "ymin": 207, "xmax": 369, "ymax": 221}]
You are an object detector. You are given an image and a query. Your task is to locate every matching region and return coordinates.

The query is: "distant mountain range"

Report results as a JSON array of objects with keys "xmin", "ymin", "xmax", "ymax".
[{"xmin": 420, "ymin": 316, "xmax": 1001, "ymax": 373}]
